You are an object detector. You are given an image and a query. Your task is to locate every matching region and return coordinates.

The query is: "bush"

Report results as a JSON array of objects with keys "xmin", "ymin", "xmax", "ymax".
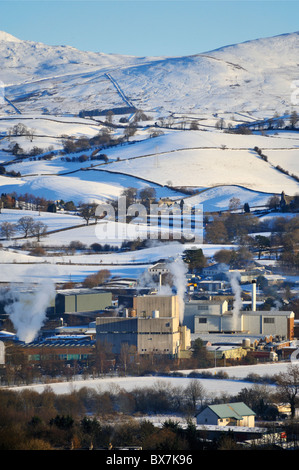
[
  {"xmin": 29, "ymin": 246, "xmax": 47, "ymax": 256},
  {"xmin": 82, "ymin": 269, "xmax": 110, "ymax": 288},
  {"xmin": 69, "ymin": 241, "xmax": 86, "ymax": 251}
]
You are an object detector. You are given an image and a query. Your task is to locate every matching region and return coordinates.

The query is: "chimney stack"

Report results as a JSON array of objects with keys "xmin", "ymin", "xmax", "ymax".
[{"xmin": 252, "ymin": 280, "xmax": 256, "ymax": 311}]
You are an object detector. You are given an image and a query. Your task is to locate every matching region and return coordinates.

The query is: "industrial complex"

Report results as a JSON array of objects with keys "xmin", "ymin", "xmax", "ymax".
[{"xmin": 0, "ymin": 260, "xmax": 298, "ymax": 368}]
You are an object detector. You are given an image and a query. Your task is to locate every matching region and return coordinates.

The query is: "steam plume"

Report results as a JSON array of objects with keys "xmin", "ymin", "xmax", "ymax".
[
  {"xmin": 5, "ymin": 278, "xmax": 55, "ymax": 344},
  {"xmin": 228, "ymin": 271, "xmax": 242, "ymax": 331},
  {"xmin": 167, "ymin": 256, "xmax": 188, "ymax": 325},
  {"xmin": 139, "ymin": 252, "xmax": 188, "ymax": 325}
]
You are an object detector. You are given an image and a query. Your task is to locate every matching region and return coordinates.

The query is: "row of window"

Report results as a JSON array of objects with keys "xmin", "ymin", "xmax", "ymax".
[
  {"xmin": 198, "ymin": 317, "xmax": 275, "ymax": 324},
  {"xmin": 98, "ymin": 322, "xmax": 172, "ymax": 334},
  {"xmin": 140, "ymin": 348, "xmax": 170, "ymax": 352},
  {"xmin": 28, "ymin": 354, "xmax": 90, "ymax": 361}
]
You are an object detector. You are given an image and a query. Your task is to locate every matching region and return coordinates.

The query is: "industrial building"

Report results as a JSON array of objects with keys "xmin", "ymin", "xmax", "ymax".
[
  {"xmin": 96, "ymin": 294, "xmax": 191, "ymax": 357},
  {"xmin": 184, "ymin": 299, "xmax": 229, "ymax": 332},
  {"xmin": 186, "ymin": 281, "xmax": 295, "ymax": 341},
  {"xmin": 55, "ymin": 289, "xmax": 113, "ymax": 316},
  {"xmin": 192, "ymin": 308, "xmax": 294, "ymax": 339},
  {"xmin": 18, "ymin": 335, "xmax": 96, "ymax": 363}
]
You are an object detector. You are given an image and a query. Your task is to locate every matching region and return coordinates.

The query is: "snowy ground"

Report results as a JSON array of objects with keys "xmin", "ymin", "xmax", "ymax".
[
  {"xmin": 0, "ymin": 240, "xmax": 233, "ymax": 284},
  {"xmin": 0, "ymin": 121, "xmax": 298, "ymax": 208},
  {"xmin": 0, "ymin": 208, "xmax": 295, "ymax": 285},
  {"xmin": 6, "ymin": 362, "xmax": 295, "ymax": 396}
]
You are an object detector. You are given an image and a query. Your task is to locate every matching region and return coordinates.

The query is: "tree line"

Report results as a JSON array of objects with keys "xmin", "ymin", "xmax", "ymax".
[
  {"xmin": 0, "ymin": 216, "xmax": 47, "ymax": 241},
  {"xmin": 1, "ymin": 364, "xmax": 299, "ymax": 450}
]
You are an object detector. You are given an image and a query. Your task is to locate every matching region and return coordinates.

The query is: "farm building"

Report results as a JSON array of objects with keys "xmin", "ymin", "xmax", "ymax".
[{"xmin": 196, "ymin": 402, "xmax": 256, "ymax": 427}]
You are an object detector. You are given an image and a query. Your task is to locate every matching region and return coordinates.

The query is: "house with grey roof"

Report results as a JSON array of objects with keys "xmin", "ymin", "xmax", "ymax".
[{"xmin": 196, "ymin": 402, "xmax": 256, "ymax": 427}]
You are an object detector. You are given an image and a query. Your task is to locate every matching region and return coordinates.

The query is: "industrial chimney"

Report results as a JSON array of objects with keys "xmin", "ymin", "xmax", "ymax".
[{"xmin": 252, "ymin": 280, "xmax": 256, "ymax": 311}]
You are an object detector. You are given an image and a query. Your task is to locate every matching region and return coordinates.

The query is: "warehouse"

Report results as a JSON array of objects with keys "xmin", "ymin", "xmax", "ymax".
[
  {"xmin": 18, "ymin": 335, "xmax": 96, "ymax": 363},
  {"xmin": 55, "ymin": 289, "xmax": 113, "ymax": 316}
]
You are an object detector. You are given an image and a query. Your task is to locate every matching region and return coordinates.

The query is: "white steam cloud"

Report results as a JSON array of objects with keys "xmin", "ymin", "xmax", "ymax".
[
  {"xmin": 139, "ymin": 250, "xmax": 188, "ymax": 325},
  {"xmin": 4, "ymin": 278, "xmax": 55, "ymax": 344},
  {"xmin": 167, "ymin": 256, "xmax": 188, "ymax": 325},
  {"xmin": 228, "ymin": 271, "xmax": 242, "ymax": 331}
]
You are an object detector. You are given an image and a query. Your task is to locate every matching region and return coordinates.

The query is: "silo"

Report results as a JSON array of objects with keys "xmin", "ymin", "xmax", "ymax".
[
  {"xmin": 129, "ymin": 309, "xmax": 137, "ymax": 317},
  {"xmin": 242, "ymin": 338, "xmax": 251, "ymax": 349}
]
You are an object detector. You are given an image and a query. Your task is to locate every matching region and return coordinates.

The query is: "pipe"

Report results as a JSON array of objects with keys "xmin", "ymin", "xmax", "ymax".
[{"xmin": 252, "ymin": 280, "xmax": 256, "ymax": 311}]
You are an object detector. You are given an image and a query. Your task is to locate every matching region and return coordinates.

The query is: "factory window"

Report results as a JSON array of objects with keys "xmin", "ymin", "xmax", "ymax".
[
  {"xmin": 198, "ymin": 305, "xmax": 209, "ymax": 311},
  {"xmin": 29, "ymin": 354, "xmax": 40, "ymax": 361},
  {"xmin": 198, "ymin": 318, "xmax": 207, "ymax": 323},
  {"xmin": 264, "ymin": 318, "xmax": 275, "ymax": 324}
]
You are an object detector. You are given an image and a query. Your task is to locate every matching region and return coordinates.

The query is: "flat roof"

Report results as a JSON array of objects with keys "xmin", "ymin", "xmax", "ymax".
[
  {"xmin": 191, "ymin": 333, "xmax": 270, "ymax": 344},
  {"xmin": 56, "ymin": 288, "xmax": 110, "ymax": 296}
]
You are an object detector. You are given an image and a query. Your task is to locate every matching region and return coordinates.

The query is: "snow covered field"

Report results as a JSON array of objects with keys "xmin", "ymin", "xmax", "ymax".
[
  {"xmin": 98, "ymin": 129, "xmax": 299, "ymax": 194},
  {"xmin": 0, "ymin": 207, "xmax": 295, "ymax": 285},
  {"xmin": 0, "ymin": 126, "xmax": 297, "ymax": 209},
  {"xmin": 0, "ymin": 31, "xmax": 298, "ymax": 210},
  {"xmin": 0, "ymin": 213, "xmax": 233, "ymax": 283},
  {"xmin": 7, "ymin": 362, "xmax": 294, "ymax": 396}
]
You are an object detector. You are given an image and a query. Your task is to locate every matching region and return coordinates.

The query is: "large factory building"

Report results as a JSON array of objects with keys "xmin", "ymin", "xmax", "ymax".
[{"xmin": 96, "ymin": 295, "xmax": 191, "ymax": 357}]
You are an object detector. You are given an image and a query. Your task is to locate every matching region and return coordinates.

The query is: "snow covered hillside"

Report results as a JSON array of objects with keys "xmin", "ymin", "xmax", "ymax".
[
  {"xmin": 101, "ymin": 130, "xmax": 299, "ymax": 194},
  {"xmin": 1, "ymin": 31, "xmax": 299, "ymax": 116},
  {"xmin": 0, "ymin": 31, "xmax": 298, "ymax": 212},
  {"xmin": 0, "ymin": 123, "xmax": 297, "ymax": 206}
]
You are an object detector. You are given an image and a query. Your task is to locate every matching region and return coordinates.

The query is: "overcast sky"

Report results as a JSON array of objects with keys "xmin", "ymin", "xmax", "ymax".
[{"xmin": 0, "ymin": 0, "xmax": 298, "ymax": 56}]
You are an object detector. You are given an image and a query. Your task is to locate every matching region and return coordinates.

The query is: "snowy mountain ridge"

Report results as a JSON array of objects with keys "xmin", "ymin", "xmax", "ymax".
[{"xmin": 1, "ymin": 30, "xmax": 299, "ymax": 115}]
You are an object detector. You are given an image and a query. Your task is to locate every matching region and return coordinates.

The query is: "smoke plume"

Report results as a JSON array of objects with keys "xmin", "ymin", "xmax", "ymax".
[
  {"xmin": 228, "ymin": 271, "xmax": 242, "ymax": 331},
  {"xmin": 5, "ymin": 278, "xmax": 55, "ymax": 344},
  {"xmin": 167, "ymin": 256, "xmax": 188, "ymax": 325},
  {"xmin": 139, "ymin": 253, "xmax": 188, "ymax": 325}
]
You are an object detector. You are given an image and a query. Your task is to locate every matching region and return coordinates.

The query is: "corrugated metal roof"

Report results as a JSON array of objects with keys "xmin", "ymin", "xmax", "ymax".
[
  {"xmin": 20, "ymin": 339, "xmax": 95, "ymax": 348},
  {"xmin": 207, "ymin": 402, "xmax": 255, "ymax": 419}
]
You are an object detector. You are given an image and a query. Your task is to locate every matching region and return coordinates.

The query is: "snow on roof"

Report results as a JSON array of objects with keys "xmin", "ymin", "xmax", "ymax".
[{"xmin": 0, "ymin": 330, "xmax": 16, "ymax": 337}]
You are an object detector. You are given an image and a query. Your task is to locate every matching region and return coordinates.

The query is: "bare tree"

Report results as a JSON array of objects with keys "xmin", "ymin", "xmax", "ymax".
[
  {"xmin": 31, "ymin": 221, "xmax": 48, "ymax": 241},
  {"xmin": 190, "ymin": 120, "xmax": 199, "ymax": 130},
  {"xmin": 0, "ymin": 221, "xmax": 16, "ymax": 239},
  {"xmin": 105, "ymin": 110, "xmax": 114, "ymax": 124},
  {"xmin": 82, "ymin": 269, "xmax": 111, "ymax": 288},
  {"xmin": 120, "ymin": 343, "xmax": 136, "ymax": 375},
  {"xmin": 290, "ymin": 111, "xmax": 299, "ymax": 129},
  {"xmin": 275, "ymin": 364, "xmax": 299, "ymax": 419},
  {"xmin": 123, "ymin": 123, "xmax": 137, "ymax": 140},
  {"xmin": 79, "ymin": 203, "xmax": 96, "ymax": 225},
  {"xmin": 17, "ymin": 216, "xmax": 35, "ymax": 238},
  {"xmin": 229, "ymin": 197, "xmax": 241, "ymax": 212},
  {"xmin": 267, "ymin": 195, "xmax": 280, "ymax": 210},
  {"xmin": 185, "ymin": 379, "xmax": 206, "ymax": 413}
]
